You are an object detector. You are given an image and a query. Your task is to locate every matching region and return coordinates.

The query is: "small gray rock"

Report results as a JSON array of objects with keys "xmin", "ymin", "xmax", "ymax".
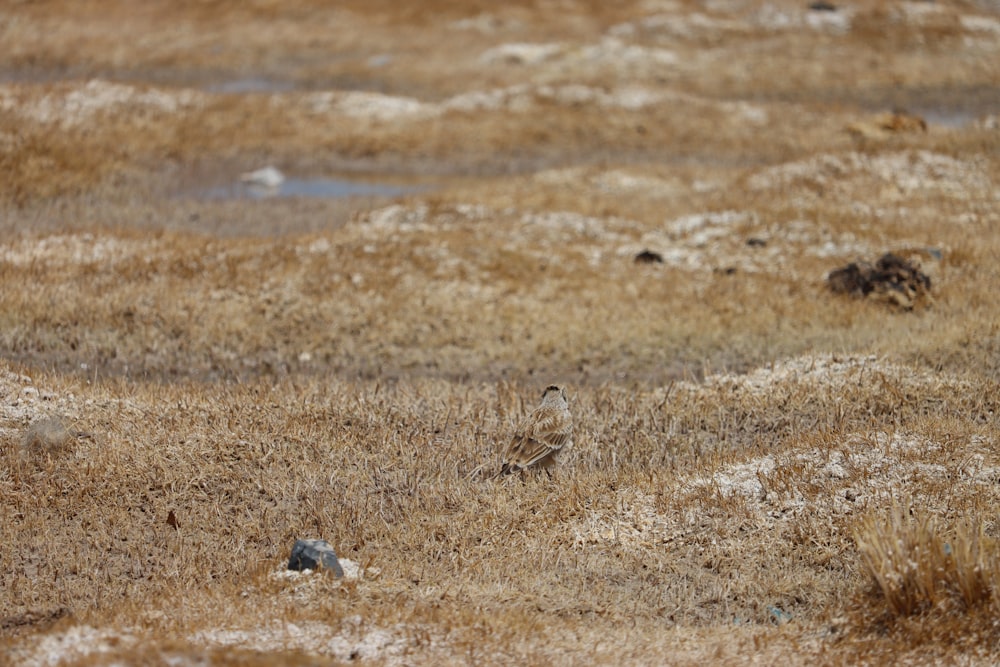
[{"xmin": 288, "ymin": 539, "xmax": 344, "ymax": 577}]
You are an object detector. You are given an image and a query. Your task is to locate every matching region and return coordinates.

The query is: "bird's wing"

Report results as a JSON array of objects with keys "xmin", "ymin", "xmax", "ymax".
[
  {"xmin": 504, "ymin": 434, "xmax": 556, "ymax": 469},
  {"xmin": 525, "ymin": 410, "xmax": 573, "ymax": 450},
  {"xmin": 502, "ymin": 410, "xmax": 573, "ymax": 469}
]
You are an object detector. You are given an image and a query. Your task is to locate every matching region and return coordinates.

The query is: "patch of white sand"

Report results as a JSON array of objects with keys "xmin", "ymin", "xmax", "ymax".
[
  {"xmin": 747, "ymin": 151, "xmax": 995, "ymax": 200},
  {"xmin": 575, "ymin": 355, "xmax": 989, "ymax": 550},
  {"xmin": 478, "ymin": 42, "xmax": 563, "ymax": 65},
  {"xmin": 15, "ymin": 625, "xmax": 137, "ymax": 667},
  {"xmin": 697, "ymin": 354, "xmax": 971, "ymax": 396},
  {"xmin": 193, "ymin": 619, "xmax": 436, "ymax": 665},
  {"xmin": 0, "ymin": 80, "xmax": 201, "ymax": 129},
  {"xmin": 0, "ymin": 233, "xmax": 164, "ymax": 267},
  {"xmin": 307, "ymin": 90, "xmax": 433, "ymax": 121}
]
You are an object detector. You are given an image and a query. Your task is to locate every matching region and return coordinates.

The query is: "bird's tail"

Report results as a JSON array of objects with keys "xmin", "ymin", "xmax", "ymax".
[{"xmin": 492, "ymin": 462, "xmax": 518, "ymax": 479}]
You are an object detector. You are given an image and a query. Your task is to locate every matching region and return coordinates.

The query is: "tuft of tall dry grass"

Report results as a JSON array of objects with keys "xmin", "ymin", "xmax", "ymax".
[{"xmin": 855, "ymin": 506, "xmax": 1000, "ymax": 618}]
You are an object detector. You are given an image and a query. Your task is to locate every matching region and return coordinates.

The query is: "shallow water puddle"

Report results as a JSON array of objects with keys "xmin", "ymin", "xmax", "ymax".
[
  {"xmin": 918, "ymin": 108, "xmax": 982, "ymax": 129},
  {"xmin": 203, "ymin": 77, "xmax": 298, "ymax": 94},
  {"xmin": 194, "ymin": 174, "xmax": 427, "ymax": 201}
]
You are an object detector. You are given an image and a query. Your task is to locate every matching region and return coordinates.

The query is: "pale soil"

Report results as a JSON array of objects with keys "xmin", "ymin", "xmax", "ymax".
[{"xmin": 2, "ymin": 0, "xmax": 1000, "ymax": 665}]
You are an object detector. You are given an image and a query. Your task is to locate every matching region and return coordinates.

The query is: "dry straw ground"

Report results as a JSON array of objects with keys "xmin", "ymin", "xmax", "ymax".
[{"xmin": 2, "ymin": 0, "xmax": 1000, "ymax": 664}]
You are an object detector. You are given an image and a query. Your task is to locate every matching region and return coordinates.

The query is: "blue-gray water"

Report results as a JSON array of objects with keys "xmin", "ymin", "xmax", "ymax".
[{"xmin": 199, "ymin": 177, "xmax": 425, "ymax": 200}]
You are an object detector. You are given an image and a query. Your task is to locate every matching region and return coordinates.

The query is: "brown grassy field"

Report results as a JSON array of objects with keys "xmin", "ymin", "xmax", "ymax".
[{"xmin": 2, "ymin": 0, "xmax": 1000, "ymax": 664}]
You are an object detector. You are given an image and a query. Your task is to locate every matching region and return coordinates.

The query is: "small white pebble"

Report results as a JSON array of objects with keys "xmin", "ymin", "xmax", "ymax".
[{"xmin": 340, "ymin": 559, "xmax": 360, "ymax": 580}]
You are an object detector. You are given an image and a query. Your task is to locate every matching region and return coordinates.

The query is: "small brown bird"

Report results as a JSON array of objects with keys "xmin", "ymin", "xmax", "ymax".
[{"xmin": 495, "ymin": 385, "xmax": 573, "ymax": 478}]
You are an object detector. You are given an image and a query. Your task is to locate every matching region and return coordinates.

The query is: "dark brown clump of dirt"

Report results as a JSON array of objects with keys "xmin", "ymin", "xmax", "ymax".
[
  {"xmin": 827, "ymin": 253, "xmax": 932, "ymax": 310},
  {"xmin": 634, "ymin": 250, "xmax": 664, "ymax": 264}
]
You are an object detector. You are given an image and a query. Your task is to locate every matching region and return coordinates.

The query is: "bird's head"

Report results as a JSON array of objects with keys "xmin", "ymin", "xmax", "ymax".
[{"xmin": 543, "ymin": 385, "xmax": 567, "ymax": 404}]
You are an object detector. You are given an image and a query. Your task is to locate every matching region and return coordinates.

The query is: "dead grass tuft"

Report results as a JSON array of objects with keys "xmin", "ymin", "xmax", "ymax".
[{"xmin": 855, "ymin": 506, "xmax": 1000, "ymax": 618}]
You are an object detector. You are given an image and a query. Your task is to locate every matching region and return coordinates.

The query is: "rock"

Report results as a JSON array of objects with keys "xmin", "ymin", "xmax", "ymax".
[
  {"xmin": 287, "ymin": 539, "xmax": 344, "ymax": 577},
  {"xmin": 240, "ymin": 166, "xmax": 285, "ymax": 189},
  {"xmin": 808, "ymin": 1, "xmax": 837, "ymax": 11},
  {"xmin": 634, "ymin": 249, "xmax": 664, "ymax": 264},
  {"xmin": 827, "ymin": 252, "xmax": 932, "ymax": 310},
  {"xmin": 768, "ymin": 605, "xmax": 793, "ymax": 624}
]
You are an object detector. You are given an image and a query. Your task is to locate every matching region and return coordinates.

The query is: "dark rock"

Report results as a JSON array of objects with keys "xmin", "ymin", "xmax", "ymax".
[
  {"xmin": 746, "ymin": 237, "xmax": 767, "ymax": 247},
  {"xmin": 288, "ymin": 539, "xmax": 344, "ymax": 576},
  {"xmin": 827, "ymin": 252, "xmax": 932, "ymax": 310},
  {"xmin": 808, "ymin": 1, "xmax": 837, "ymax": 11},
  {"xmin": 827, "ymin": 261, "xmax": 870, "ymax": 294},
  {"xmin": 634, "ymin": 249, "xmax": 664, "ymax": 264}
]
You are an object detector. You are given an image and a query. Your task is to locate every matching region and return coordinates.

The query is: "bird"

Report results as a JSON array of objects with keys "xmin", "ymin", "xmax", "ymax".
[{"xmin": 495, "ymin": 385, "xmax": 573, "ymax": 478}]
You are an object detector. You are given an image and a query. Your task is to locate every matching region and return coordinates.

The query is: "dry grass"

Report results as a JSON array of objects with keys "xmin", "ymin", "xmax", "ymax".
[
  {"xmin": 856, "ymin": 506, "xmax": 1000, "ymax": 618},
  {"xmin": 2, "ymin": 0, "xmax": 1000, "ymax": 664},
  {"xmin": 847, "ymin": 507, "xmax": 1000, "ymax": 662},
  {"xmin": 4, "ymin": 360, "xmax": 1000, "ymax": 664}
]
